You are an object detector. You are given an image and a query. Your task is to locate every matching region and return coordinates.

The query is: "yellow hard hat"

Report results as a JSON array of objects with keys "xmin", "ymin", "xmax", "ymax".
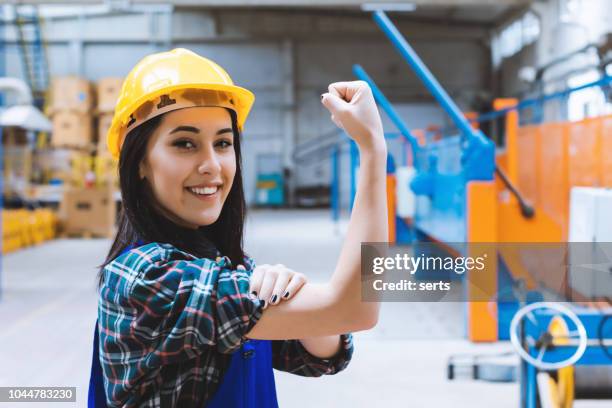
[{"xmin": 107, "ymin": 48, "xmax": 255, "ymax": 159}]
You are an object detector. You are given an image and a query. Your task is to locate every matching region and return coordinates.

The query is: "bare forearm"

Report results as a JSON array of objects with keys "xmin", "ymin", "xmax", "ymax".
[
  {"xmin": 246, "ymin": 148, "xmax": 387, "ymax": 340},
  {"xmin": 329, "ymin": 145, "xmax": 387, "ymax": 324},
  {"xmin": 245, "ymin": 82, "xmax": 388, "ymax": 340},
  {"xmin": 299, "ymin": 335, "xmax": 342, "ymax": 359}
]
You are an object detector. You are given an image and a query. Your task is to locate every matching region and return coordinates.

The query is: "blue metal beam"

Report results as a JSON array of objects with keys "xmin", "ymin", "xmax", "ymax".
[
  {"xmin": 473, "ymin": 74, "xmax": 612, "ymax": 124},
  {"xmin": 371, "ymin": 10, "xmax": 494, "ymax": 181},
  {"xmin": 372, "ymin": 10, "xmax": 476, "ymax": 141}
]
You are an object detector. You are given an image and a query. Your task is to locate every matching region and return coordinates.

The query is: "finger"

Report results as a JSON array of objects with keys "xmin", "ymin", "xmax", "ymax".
[
  {"xmin": 268, "ymin": 268, "xmax": 293, "ymax": 306},
  {"xmin": 330, "ymin": 114, "xmax": 344, "ymax": 129},
  {"xmin": 328, "ymin": 82, "xmax": 345, "ymax": 99},
  {"xmin": 249, "ymin": 265, "xmax": 266, "ymax": 297},
  {"xmin": 321, "ymin": 93, "xmax": 347, "ymax": 116},
  {"xmin": 281, "ymin": 273, "xmax": 307, "ymax": 301},
  {"xmin": 328, "ymin": 81, "xmax": 365, "ymax": 102},
  {"xmin": 258, "ymin": 269, "xmax": 278, "ymax": 310}
]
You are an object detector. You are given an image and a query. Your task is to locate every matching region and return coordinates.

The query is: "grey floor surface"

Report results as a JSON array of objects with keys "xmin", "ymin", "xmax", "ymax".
[{"xmin": 0, "ymin": 209, "xmax": 606, "ymax": 407}]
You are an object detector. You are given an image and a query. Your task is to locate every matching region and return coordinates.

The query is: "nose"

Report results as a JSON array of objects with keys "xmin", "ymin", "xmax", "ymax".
[{"xmin": 196, "ymin": 145, "xmax": 222, "ymax": 175}]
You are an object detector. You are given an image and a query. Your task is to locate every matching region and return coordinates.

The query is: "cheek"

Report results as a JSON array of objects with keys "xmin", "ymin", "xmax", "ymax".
[
  {"xmin": 148, "ymin": 150, "xmax": 191, "ymax": 196},
  {"xmin": 222, "ymin": 154, "xmax": 237, "ymax": 188}
]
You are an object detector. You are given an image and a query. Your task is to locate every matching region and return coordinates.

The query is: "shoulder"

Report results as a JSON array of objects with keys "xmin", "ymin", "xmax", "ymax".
[{"xmin": 101, "ymin": 242, "xmax": 214, "ymax": 294}]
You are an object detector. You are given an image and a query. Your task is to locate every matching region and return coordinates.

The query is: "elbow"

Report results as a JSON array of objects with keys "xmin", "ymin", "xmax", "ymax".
[
  {"xmin": 342, "ymin": 305, "xmax": 380, "ymax": 332},
  {"xmin": 328, "ymin": 285, "xmax": 380, "ymax": 332}
]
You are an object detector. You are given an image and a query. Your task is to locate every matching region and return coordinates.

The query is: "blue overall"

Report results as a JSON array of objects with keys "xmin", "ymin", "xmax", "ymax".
[{"xmin": 88, "ymin": 244, "xmax": 279, "ymax": 407}]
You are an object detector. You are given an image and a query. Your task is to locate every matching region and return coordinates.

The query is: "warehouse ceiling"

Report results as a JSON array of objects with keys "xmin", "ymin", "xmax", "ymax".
[{"xmin": 10, "ymin": 1, "xmax": 534, "ymax": 27}]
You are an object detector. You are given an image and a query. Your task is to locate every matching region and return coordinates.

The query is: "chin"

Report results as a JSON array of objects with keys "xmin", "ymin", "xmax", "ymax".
[{"xmin": 191, "ymin": 212, "xmax": 222, "ymax": 227}]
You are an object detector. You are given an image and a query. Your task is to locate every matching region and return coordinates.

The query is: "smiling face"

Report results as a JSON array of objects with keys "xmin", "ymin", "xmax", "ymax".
[{"xmin": 138, "ymin": 106, "xmax": 236, "ymax": 229}]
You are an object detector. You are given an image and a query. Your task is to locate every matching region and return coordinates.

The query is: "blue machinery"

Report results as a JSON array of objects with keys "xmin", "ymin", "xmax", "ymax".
[
  {"xmin": 327, "ymin": 9, "xmax": 612, "ymax": 407},
  {"xmin": 511, "ymin": 302, "xmax": 612, "ymax": 407}
]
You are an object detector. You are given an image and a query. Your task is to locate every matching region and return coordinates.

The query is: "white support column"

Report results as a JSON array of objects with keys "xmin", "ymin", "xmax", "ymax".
[{"xmin": 281, "ymin": 38, "xmax": 296, "ymax": 206}]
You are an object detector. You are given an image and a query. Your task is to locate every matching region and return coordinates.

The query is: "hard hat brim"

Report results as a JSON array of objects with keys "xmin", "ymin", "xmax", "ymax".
[{"xmin": 107, "ymin": 82, "xmax": 254, "ymax": 159}]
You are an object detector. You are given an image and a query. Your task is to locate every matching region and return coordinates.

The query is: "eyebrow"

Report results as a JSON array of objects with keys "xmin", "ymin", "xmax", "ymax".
[{"xmin": 169, "ymin": 126, "xmax": 233, "ymax": 136}]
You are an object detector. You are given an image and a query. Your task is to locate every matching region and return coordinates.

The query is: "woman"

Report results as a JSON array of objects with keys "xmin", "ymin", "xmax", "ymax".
[{"xmin": 92, "ymin": 48, "xmax": 387, "ymax": 407}]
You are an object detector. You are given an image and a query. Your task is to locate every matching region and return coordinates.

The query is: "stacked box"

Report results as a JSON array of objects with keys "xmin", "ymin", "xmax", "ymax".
[
  {"xmin": 49, "ymin": 76, "xmax": 93, "ymax": 113},
  {"xmin": 51, "ymin": 111, "xmax": 93, "ymax": 149},
  {"xmin": 49, "ymin": 76, "xmax": 95, "ymax": 150},
  {"xmin": 96, "ymin": 78, "xmax": 123, "ymax": 113},
  {"xmin": 60, "ymin": 186, "xmax": 117, "ymax": 237},
  {"xmin": 94, "ymin": 77, "xmax": 122, "ymax": 190}
]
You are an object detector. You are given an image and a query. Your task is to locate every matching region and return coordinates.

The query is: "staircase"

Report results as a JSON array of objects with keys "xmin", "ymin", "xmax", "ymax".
[{"xmin": 15, "ymin": 5, "xmax": 49, "ymax": 110}]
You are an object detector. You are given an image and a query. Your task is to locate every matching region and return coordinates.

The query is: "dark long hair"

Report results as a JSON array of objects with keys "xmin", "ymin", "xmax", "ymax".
[{"xmin": 97, "ymin": 109, "xmax": 247, "ymax": 287}]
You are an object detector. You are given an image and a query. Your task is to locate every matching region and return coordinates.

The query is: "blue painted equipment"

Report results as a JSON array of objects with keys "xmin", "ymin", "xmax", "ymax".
[
  {"xmin": 354, "ymin": 11, "xmax": 496, "ymax": 244},
  {"xmin": 255, "ymin": 154, "xmax": 284, "ymax": 207},
  {"xmin": 510, "ymin": 302, "xmax": 612, "ymax": 408},
  {"xmin": 371, "ymin": 10, "xmax": 494, "ymax": 183}
]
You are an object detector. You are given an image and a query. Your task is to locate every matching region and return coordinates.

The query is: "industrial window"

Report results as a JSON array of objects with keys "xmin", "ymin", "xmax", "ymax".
[
  {"xmin": 492, "ymin": 11, "xmax": 541, "ymax": 68},
  {"xmin": 567, "ymin": 70, "xmax": 611, "ymax": 121}
]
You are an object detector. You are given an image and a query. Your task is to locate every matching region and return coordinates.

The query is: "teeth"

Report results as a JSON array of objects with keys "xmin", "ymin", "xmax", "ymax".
[{"xmin": 189, "ymin": 186, "xmax": 219, "ymax": 195}]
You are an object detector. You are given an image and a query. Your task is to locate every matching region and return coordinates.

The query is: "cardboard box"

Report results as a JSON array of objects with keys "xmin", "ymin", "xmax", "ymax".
[
  {"xmin": 96, "ymin": 78, "xmax": 123, "ymax": 113},
  {"xmin": 61, "ymin": 187, "xmax": 116, "ymax": 237},
  {"xmin": 51, "ymin": 111, "xmax": 93, "ymax": 149},
  {"xmin": 49, "ymin": 76, "xmax": 93, "ymax": 113},
  {"xmin": 97, "ymin": 113, "xmax": 114, "ymax": 153}
]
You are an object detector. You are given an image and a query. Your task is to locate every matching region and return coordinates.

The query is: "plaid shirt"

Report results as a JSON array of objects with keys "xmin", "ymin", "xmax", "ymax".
[{"xmin": 98, "ymin": 242, "xmax": 353, "ymax": 407}]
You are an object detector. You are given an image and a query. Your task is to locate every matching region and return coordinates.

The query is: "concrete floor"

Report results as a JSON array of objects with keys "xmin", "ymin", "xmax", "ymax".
[{"xmin": 0, "ymin": 209, "xmax": 606, "ymax": 407}]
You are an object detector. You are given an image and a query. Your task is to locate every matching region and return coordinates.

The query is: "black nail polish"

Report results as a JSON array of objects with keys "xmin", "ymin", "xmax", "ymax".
[
  {"xmin": 263, "ymin": 300, "xmax": 267, "ymax": 308},
  {"xmin": 321, "ymin": 94, "xmax": 324, "ymax": 100},
  {"xmin": 251, "ymin": 290, "xmax": 258, "ymax": 296},
  {"xmin": 271, "ymin": 294, "xmax": 278, "ymax": 304},
  {"xmin": 283, "ymin": 291, "xmax": 290, "ymax": 299}
]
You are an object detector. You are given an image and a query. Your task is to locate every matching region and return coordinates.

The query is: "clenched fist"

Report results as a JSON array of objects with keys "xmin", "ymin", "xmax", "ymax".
[{"xmin": 321, "ymin": 81, "xmax": 385, "ymax": 152}]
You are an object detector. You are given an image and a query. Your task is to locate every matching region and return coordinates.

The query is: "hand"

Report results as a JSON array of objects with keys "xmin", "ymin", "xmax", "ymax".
[
  {"xmin": 321, "ymin": 80, "xmax": 385, "ymax": 152},
  {"xmin": 249, "ymin": 264, "xmax": 307, "ymax": 310}
]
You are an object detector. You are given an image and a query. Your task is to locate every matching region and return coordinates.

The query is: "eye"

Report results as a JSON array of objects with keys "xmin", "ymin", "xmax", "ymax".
[
  {"xmin": 172, "ymin": 139, "xmax": 196, "ymax": 150},
  {"xmin": 215, "ymin": 139, "xmax": 233, "ymax": 149}
]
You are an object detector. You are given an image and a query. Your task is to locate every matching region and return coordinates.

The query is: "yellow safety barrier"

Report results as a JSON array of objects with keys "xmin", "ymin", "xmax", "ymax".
[{"xmin": 2, "ymin": 208, "xmax": 57, "ymax": 254}]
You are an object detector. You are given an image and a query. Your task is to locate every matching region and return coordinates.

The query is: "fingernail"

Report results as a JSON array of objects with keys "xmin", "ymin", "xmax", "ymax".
[
  {"xmin": 321, "ymin": 94, "xmax": 325, "ymax": 100},
  {"xmin": 263, "ymin": 300, "xmax": 267, "ymax": 309},
  {"xmin": 283, "ymin": 291, "xmax": 290, "ymax": 299},
  {"xmin": 251, "ymin": 290, "xmax": 258, "ymax": 297},
  {"xmin": 237, "ymin": 264, "xmax": 246, "ymax": 271},
  {"xmin": 270, "ymin": 294, "xmax": 278, "ymax": 304}
]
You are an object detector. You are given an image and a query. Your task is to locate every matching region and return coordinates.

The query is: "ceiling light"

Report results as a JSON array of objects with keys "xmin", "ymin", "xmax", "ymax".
[{"xmin": 361, "ymin": 3, "xmax": 417, "ymax": 12}]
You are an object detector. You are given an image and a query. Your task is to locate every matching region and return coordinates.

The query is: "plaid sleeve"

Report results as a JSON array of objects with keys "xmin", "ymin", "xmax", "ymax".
[
  {"xmin": 98, "ymin": 243, "xmax": 263, "ymax": 405},
  {"xmin": 271, "ymin": 334, "xmax": 354, "ymax": 377}
]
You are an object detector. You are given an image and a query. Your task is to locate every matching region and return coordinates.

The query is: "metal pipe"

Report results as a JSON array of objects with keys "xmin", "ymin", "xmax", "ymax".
[
  {"xmin": 372, "ymin": 10, "xmax": 476, "ymax": 141},
  {"xmin": 473, "ymin": 74, "xmax": 612, "ymax": 123},
  {"xmin": 0, "ymin": 77, "xmax": 33, "ymax": 105}
]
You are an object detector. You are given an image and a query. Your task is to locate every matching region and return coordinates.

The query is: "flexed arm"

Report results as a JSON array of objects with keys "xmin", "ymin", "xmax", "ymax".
[{"xmin": 246, "ymin": 81, "xmax": 387, "ymax": 340}]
